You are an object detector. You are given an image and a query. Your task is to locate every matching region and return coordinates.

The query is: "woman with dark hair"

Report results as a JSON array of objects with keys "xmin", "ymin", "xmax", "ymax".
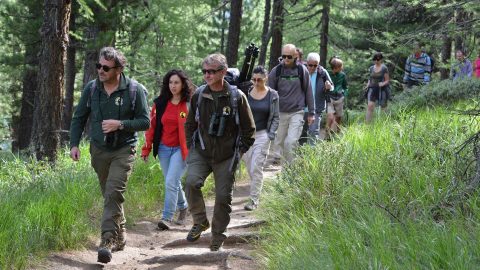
[
  {"xmin": 242, "ymin": 66, "xmax": 279, "ymax": 210},
  {"xmin": 365, "ymin": 52, "xmax": 390, "ymax": 123},
  {"xmin": 141, "ymin": 69, "xmax": 193, "ymax": 229}
]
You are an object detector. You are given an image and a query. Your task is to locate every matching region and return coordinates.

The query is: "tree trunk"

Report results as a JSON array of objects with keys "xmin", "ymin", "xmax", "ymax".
[
  {"xmin": 14, "ymin": 45, "xmax": 39, "ymax": 151},
  {"xmin": 258, "ymin": 0, "xmax": 271, "ymax": 66},
  {"xmin": 220, "ymin": 8, "xmax": 226, "ymax": 55},
  {"xmin": 268, "ymin": 0, "xmax": 284, "ymax": 71},
  {"xmin": 440, "ymin": 34, "xmax": 452, "ymax": 80},
  {"xmin": 62, "ymin": 2, "xmax": 77, "ymax": 145},
  {"xmin": 31, "ymin": 0, "xmax": 72, "ymax": 162},
  {"xmin": 226, "ymin": 0, "xmax": 243, "ymax": 67},
  {"xmin": 320, "ymin": 0, "xmax": 330, "ymax": 68},
  {"xmin": 454, "ymin": 7, "xmax": 466, "ymax": 52}
]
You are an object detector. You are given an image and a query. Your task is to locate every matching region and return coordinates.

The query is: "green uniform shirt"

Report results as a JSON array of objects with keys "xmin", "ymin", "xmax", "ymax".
[{"xmin": 69, "ymin": 73, "xmax": 150, "ymax": 151}]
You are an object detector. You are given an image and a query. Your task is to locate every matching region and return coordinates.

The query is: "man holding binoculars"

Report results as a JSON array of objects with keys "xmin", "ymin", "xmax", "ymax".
[
  {"xmin": 69, "ymin": 47, "xmax": 150, "ymax": 264},
  {"xmin": 184, "ymin": 53, "xmax": 255, "ymax": 251}
]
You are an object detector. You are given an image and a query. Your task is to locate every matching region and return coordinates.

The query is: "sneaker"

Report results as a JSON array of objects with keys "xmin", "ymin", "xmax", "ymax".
[
  {"xmin": 244, "ymin": 200, "xmax": 258, "ymax": 211},
  {"xmin": 209, "ymin": 240, "xmax": 224, "ymax": 251},
  {"xmin": 97, "ymin": 232, "xmax": 115, "ymax": 264},
  {"xmin": 175, "ymin": 208, "xmax": 188, "ymax": 225},
  {"xmin": 186, "ymin": 220, "xmax": 210, "ymax": 242},
  {"xmin": 157, "ymin": 219, "xmax": 175, "ymax": 231},
  {"xmin": 113, "ymin": 227, "xmax": 126, "ymax": 251}
]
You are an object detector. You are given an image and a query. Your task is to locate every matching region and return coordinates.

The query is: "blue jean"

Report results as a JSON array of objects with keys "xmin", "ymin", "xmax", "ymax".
[{"xmin": 158, "ymin": 143, "xmax": 188, "ymax": 220}]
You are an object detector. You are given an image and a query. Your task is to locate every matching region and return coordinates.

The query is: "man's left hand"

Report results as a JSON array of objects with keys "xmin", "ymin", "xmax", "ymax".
[
  {"xmin": 102, "ymin": 119, "xmax": 122, "ymax": 133},
  {"xmin": 307, "ymin": 115, "xmax": 314, "ymax": 125}
]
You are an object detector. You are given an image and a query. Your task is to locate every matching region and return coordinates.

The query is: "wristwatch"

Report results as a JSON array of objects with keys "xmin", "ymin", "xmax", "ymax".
[{"xmin": 119, "ymin": 121, "xmax": 124, "ymax": 130}]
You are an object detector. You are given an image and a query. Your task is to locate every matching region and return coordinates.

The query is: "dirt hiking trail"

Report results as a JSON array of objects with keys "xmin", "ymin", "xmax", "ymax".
[{"xmin": 36, "ymin": 167, "xmax": 281, "ymax": 270}]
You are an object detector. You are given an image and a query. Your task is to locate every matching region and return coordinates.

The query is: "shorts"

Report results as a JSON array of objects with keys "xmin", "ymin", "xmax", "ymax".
[
  {"xmin": 367, "ymin": 86, "xmax": 389, "ymax": 107},
  {"xmin": 326, "ymin": 96, "xmax": 344, "ymax": 117}
]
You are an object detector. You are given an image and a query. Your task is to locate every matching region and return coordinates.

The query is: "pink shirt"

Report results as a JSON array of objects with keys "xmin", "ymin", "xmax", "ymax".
[{"xmin": 475, "ymin": 58, "xmax": 480, "ymax": 78}]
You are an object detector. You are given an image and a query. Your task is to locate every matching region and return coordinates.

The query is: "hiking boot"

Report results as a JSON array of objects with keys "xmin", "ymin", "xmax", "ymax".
[
  {"xmin": 244, "ymin": 200, "xmax": 258, "ymax": 211},
  {"xmin": 97, "ymin": 231, "xmax": 115, "ymax": 264},
  {"xmin": 157, "ymin": 219, "xmax": 175, "ymax": 231},
  {"xmin": 209, "ymin": 238, "xmax": 224, "ymax": 252},
  {"xmin": 186, "ymin": 220, "xmax": 210, "ymax": 242},
  {"xmin": 175, "ymin": 208, "xmax": 188, "ymax": 225},
  {"xmin": 113, "ymin": 227, "xmax": 126, "ymax": 252}
]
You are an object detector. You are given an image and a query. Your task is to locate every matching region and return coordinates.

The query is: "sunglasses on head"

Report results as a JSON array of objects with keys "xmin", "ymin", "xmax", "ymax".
[
  {"xmin": 308, "ymin": 64, "xmax": 318, "ymax": 68},
  {"xmin": 251, "ymin": 77, "xmax": 265, "ymax": 82},
  {"xmin": 201, "ymin": 67, "xmax": 224, "ymax": 75},
  {"xmin": 281, "ymin": 55, "xmax": 294, "ymax": 60},
  {"xmin": 96, "ymin": 63, "xmax": 120, "ymax": 72}
]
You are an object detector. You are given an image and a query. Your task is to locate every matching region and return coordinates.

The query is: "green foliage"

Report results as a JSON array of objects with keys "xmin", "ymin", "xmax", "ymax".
[
  {"xmin": 257, "ymin": 96, "xmax": 480, "ymax": 268},
  {"xmin": 391, "ymin": 78, "xmax": 480, "ymax": 111}
]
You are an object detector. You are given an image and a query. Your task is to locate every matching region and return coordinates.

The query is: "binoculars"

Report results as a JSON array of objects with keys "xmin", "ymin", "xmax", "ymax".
[{"xmin": 208, "ymin": 112, "xmax": 227, "ymax": 137}]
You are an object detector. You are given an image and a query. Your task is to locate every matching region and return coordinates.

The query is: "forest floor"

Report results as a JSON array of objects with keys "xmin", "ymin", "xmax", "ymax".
[{"xmin": 35, "ymin": 165, "xmax": 282, "ymax": 270}]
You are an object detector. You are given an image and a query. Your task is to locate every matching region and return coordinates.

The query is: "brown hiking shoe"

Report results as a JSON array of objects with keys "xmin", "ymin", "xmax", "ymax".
[
  {"xmin": 175, "ymin": 208, "xmax": 188, "ymax": 225},
  {"xmin": 209, "ymin": 237, "xmax": 224, "ymax": 251},
  {"xmin": 98, "ymin": 232, "xmax": 115, "ymax": 264},
  {"xmin": 157, "ymin": 219, "xmax": 175, "ymax": 231}
]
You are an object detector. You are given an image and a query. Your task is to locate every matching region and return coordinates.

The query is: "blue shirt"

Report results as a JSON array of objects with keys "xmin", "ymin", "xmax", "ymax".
[{"xmin": 305, "ymin": 72, "xmax": 317, "ymax": 112}]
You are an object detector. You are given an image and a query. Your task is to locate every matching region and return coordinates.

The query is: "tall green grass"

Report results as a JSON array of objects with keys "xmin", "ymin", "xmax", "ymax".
[
  {"xmin": 258, "ymin": 107, "xmax": 480, "ymax": 269},
  {"xmin": 0, "ymin": 142, "xmax": 168, "ymax": 269}
]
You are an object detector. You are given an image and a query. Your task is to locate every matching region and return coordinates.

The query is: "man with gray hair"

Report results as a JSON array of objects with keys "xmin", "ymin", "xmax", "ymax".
[
  {"xmin": 184, "ymin": 53, "xmax": 255, "ymax": 251},
  {"xmin": 267, "ymin": 44, "xmax": 314, "ymax": 163},
  {"xmin": 70, "ymin": 47, "xmax": 150, "ymax": 264},
  {"xmin": 305, "ymin": 52, "xmax": 332, "ymax": 141}
]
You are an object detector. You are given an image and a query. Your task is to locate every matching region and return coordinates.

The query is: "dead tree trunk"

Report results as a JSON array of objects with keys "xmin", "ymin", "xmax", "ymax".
[
  {"xmin": 226, "ymin": 0, "xmax": 243, "ymax": 67},
  {"xmin": 258, "ymin": 0, "xmax": 271, "ymax": 66},
  {"xmin": 31, "ymin": 0, "xmax": 72, "ymax": 162},
  {"xmin": 319, "ymin": 0, "xmax": 330, "ymax": 68},
  {"xmin": 268, "ymin": 0, "xmax": 284, "ymax": 71},
  {"xmin": 62, "ymin": 2, "xmax": 77, "ymax": 145}
]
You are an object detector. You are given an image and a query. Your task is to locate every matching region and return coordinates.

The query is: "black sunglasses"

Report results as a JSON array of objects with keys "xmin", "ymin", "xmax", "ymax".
[
  {"xmin": 373, "ymin": 58, "xmax": 382, "ymax": 61},
  {"xmin": 308, "ymin": 64, "xmax": 318, "ymax": 68},
  {"xmin": 201, "ymin": 67, "xmax": 224, "ymax": 75},
  {"xmin": 96, "ymin": 63, "xmax": 120, "ymax": 72},
  {"xmin": 281, "ymin": 55, "xmax": 294, "ymax": 59}
]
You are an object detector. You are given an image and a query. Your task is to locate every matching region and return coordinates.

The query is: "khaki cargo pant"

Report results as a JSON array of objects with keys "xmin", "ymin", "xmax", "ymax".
[
  {"xmin": 90, "ymin": 144, "xmax": 135, "ymax": 236},
  {"xmin": 185, "ymin": 148, "xmax": 235, "ymax": 242}
]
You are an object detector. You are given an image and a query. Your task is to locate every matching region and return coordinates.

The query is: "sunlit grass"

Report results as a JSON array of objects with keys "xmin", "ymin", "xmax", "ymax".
[{"xmin": 258, "ymin": 106, "xmax": 480, "ymax": 269}]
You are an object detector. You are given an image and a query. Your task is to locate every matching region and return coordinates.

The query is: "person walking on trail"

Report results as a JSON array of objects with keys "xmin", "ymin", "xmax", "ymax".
[
  {"xmin": 474, "ymin": 51, "xmax": 480, "ymax": 79},
  {"xmin": 326, "ymin": 57, "xmax": 348, "ymax": 138},
  {"xmin": 267, "ymin": 43, "xmax": 314, "ymax": 164},
  {"xmin": 242, "ymin": 66, "xmax": 279, "ymax": 211},
  {"xmin": 365, "ymin": 52, "xmax": 390, "ymax": 123},
  {"xmin": 304, "ymin": 52, "xmax": 332, "ymax": 142},
  {"xmin": 403, "ymin": 41, "xmax": 432, "ymax": 89},
  {"xmin": 451, "ymin": 49, "xmax": 473, "ymax": 80},
  {"xmin": 140, "ymin": 69, "xmax": 193, "ymax": 230},
  {"xmin": 69, "ymin": 47, "xmax": 150, "ymax": 264},
  {"xmin": 184, "ymin": 53, "xmax": 255, "ymax": 251}
]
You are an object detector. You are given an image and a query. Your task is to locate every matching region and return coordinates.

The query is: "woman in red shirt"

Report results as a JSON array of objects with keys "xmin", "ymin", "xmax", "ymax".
[{"xmin": 141, "ymin": 69, "xmax": 193, "ymax": 230}]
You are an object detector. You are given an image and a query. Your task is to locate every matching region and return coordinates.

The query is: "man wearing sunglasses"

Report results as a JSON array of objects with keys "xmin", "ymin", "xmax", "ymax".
[
  {"xmin": 304, "ymin": 52, "xmax": 332, "ymax": 142},
  {"xmin": 69, "ymin": 47, "xmax": 150, "ymax": 264},
  {"xmin": 267, "ymin": 44, "xmax": 314, "ymax": 164},
  {"xmin": 184, "ymin": 53, "xmax": 255, "ymax": 251}
]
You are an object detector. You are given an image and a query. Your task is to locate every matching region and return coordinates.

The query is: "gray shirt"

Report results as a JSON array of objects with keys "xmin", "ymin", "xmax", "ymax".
[{"xmin": 268, "ymin": 63, "xmax": 314, "ymax": 114}]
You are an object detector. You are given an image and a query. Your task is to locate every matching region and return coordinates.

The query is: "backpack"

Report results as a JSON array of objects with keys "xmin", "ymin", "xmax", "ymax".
[
  {"xmin": 274, "ymin": 63, "xmax": 306, "ymax": 92},
  {"xmin": 86, "ymin": 79, "xmax": 147, "ymax": 112}
]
